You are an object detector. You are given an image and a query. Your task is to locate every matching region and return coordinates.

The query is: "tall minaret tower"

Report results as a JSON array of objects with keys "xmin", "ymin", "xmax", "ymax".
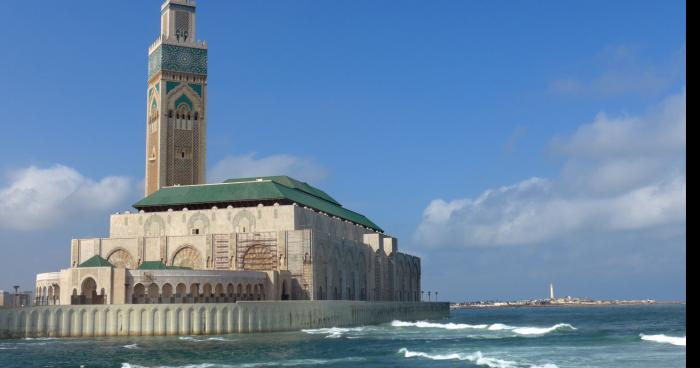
[{"xmin": 145, "ymin": 0, "xmax": 208, "ymax": 196}]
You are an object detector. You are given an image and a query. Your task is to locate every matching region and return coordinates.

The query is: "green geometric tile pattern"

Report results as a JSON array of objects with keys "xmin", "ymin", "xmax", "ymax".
[
  {"xmin": 166, "ymin": 81, "xmax": 181, "ymax": 94},
  {"xmin": 175, "ymin": 94, "xmax": 194, "ymax": 110},
  {"xmin": 148, "ymin": 44, "xmax": 208, "ymax": 79},
  {"xmin": 188, "ymin": 83, "xmax": 202, "ymax": 96}
]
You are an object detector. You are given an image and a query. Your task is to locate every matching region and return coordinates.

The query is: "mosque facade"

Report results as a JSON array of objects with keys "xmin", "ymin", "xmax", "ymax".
[{"xmin": 34, "ymin": 0, "xmax": 421, "ymax": 307}]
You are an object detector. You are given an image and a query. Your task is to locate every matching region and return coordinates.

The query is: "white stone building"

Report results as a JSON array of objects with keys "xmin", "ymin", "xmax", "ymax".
[{"xmin": 34, "ymin": 0, "xmax": 421, "ymax": 306}]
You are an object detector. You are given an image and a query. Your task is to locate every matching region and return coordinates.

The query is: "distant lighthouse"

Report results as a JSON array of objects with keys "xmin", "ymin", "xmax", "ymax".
[{"xmin": 549, "ymin": 283, "xmax": 555, "ymax": 300}]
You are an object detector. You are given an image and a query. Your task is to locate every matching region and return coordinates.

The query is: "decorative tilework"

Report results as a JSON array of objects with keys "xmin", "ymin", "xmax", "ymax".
[
  {"xmin": 175, "ymin": 94, "xmax": 193, "ymax": 110},
  {"xmin": 188, "ymin": 83, "xmax": 202, "ymax": 96},
  {"xmin": 148, "ymin": 46, "xmax": 162, "ymax": 78},
  {"xmin": 148, "ymin": 44, "xmax": 208, "ymax": 79},
  {"xmin": 166, "ymin": 81, "xmax": 181, "ymax": 94},
  {"xmin": 155, "ymin": 82, "xmax": 160, "ymax": 94}
]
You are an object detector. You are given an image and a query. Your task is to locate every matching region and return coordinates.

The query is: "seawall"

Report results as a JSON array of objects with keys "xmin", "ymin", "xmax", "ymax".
[{"xmin": 0, "ymin": 301, "xmax": 448, "ymax": 339}]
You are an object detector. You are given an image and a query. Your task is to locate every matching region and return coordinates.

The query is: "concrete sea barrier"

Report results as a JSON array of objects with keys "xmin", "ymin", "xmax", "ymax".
[{"xmin": 0, "ymin": 301, "xmax": 448, "ymax": 339}]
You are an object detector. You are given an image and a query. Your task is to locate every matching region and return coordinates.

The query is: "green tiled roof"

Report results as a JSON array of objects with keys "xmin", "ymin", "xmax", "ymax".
[
  {"xmin": 133, "ymin": 176, "xmax": 383, "ymax": 232},
  {"xmin": 78, "ymin": 255, "xmax": 114, "ymax": 268},
  {"xmin": 137, "ymin": 261, "xmax": 191, "ymax": 270},
  {"xmin": 224, "ymin": 176, "xmax": 340, "ymax": 205}
]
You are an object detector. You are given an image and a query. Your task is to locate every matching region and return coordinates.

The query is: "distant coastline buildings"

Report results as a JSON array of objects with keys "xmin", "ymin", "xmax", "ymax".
[
  {"xmin": 450, "ymin": 283, "xmax": 664, "ymax": 309},
  {"xmin": 0, "ymin": 289, "xmax": 32, "ymax": 308}
]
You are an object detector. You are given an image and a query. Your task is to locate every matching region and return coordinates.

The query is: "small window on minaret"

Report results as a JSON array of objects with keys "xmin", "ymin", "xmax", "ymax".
[
  {"xmin": 181, "ymin": 151, "xmax": 185, "ymax": 159},
  {"xmin": 168, "ymin": 110, "xmax": 173, "ymax": 118},
  {"xmin": 194, "ymin": 112, "xmax": 198, "ymax": 120}
]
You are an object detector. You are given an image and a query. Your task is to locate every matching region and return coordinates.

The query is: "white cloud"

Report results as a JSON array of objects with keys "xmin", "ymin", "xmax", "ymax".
[
  {"xmin": 0, "ymin": 165, "xmax": 133, "ymax": 231},
  {"xmin": 415, "ymin": 91, "xmax": 686, "ymax": 248},
  {"xmin": 208, "ymin": 153, "xmax": 328, "ymax": 184}
]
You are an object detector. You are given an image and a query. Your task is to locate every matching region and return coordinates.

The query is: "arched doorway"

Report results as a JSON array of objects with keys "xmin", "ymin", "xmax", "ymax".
[
  {"xmin": 79, "ymin": 277, "xmax": 101, "ymax": 305},
  {"xmin": 133, "ymin": 283, "xmax": 146, "ymax": 304}
]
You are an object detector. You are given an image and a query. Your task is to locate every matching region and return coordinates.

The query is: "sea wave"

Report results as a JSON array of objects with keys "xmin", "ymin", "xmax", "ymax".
[
  {"xmin": 178, "ymin": 336, "xmax": 235, "ymax": 342},
  {"xmin": 123, "ymin": 344, "xmax": 139, "ymax": 349},
  {"xmin": 301, "ymin": 326, "xmax": 369, "ymax": 338},
  {"xmin": 398, "ymin": 348, "xmax": 558, "ymax": 368},
  {"xmin": 391, "ymin": 320, "xmax": 489, "ymax": 329},
  {"xmin": 391, "ymin": 320, "xmax": 576, "ymax": 335},
  {"xmin": 640, "ymin": 334, "xmax": 686, "ymax": 346},
  {"xmin": 121, "ymin": 357, "xmax": 365, "ymax": 368}
]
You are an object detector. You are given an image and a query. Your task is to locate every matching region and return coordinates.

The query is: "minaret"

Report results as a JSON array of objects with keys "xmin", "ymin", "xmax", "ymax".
[
  {"xmin": 549, "ymin": 283, "xmax": 555, "ymax": 300},
  {"xmin": 145, "ymin": 0, "xmax": 208, "ymax": 196}
]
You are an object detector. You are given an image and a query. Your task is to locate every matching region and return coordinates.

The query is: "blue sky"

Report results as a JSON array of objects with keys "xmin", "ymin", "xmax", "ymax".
[{"xmin": 0, "ymin": 1, "xmax": 685, "ymax": 301}]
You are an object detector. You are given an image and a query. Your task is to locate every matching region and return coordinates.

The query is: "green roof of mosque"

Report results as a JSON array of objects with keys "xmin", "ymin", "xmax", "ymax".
[
  {"xmin": 224, "ymin": 176, "xmax": 341, "ymax": 205},
  {"xmin": 133, "ymin": 176, "xmax": 383, "ymax": 232},
  {"xmin": 78, "ymin": 255, "xmax": 114, "ymax": 268},
  {"xmin": 137, "ymin": 261, "xmax": 192, "ymax": 270}
]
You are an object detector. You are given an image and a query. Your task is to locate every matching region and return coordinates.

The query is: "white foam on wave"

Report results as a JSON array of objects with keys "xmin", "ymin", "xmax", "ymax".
[
  {"xmin": 398, "ymin": 348, "xmax": 558, "ymax": 368},
  {"xmin": 301, "ymin": 326, "xmax": 368, "ymax": 338},
  {"xmin": 121, "ymin": 357, "xmax": 365, "ymax": 368},
  {"xmin": 178, "ymin": 336, "xmax": 234, "ymax": 342},
  {"xmin": 391, "ymin": 320, "xmax": 489, "ymax": 329},
  {"xmin": 511, "ymin": 324, "xmax": 576, "ymax": 335},
  {"xmin": 392, "ymin": 320, "xmax": 576, "ymax": 335},
  {"xmin": 640, "ymin": 334, "xmax": 686, "ymax": 346},
  {"xmin": 123, "ymin": 344, "xmax": 139, "ymax": 349},
  {"xmin": 22, "ymin": 337, "xmax": 58, "ymax": 341}
]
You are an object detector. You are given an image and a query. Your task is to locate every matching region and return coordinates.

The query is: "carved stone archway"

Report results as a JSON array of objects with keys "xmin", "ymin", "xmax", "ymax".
[
  {"xmin": 107, "ymin": 248, "xmax": 137, "ymax": 269},
  {"xmin": 171, "ymin": 246, "xmax": 202, "ymax": 269},
  {"xmin": 241, "ymin": 244, "xmax": 275, "ymax": 271}
]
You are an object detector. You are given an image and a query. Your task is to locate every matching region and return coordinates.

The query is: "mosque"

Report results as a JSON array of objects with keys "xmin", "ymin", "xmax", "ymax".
[{"xmin": 34, "ymin": 0, "xmax": 421, "ymax": 307}]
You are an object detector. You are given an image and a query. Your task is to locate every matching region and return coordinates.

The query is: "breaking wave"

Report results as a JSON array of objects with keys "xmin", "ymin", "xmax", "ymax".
[
  {"xmin": 121, "ymin": 357, "xmax": 365, "ymax": 368},
  {"xmin": 391, "ymin": 320, "xmax": 489, "ymax": 329},
  {"xmin": 391, "ymin": 320, "xmax": 576, "ymax": 335},
  {"xmin": 301, "ymin": 326, "xmax": 370, "ymax": 338},
  {"xmin": 397, "ymin": 348, "xmax": 558, "ymax": 368},
  {"xmin": 123, "ymin": 344, "xmax": 139, "ymax": 349},
  {"xmin": 640, "ymin": 334, "xmax": 686, "ymax": 346}
]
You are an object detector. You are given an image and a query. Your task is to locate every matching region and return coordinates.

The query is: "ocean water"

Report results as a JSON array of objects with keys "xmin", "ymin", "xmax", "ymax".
[{"xmin": 0, "ymin": 304, "xmax": 685, "ymax": 368}]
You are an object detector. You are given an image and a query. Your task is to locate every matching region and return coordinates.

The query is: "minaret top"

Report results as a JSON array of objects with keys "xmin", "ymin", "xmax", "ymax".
[{"xmin": 159, "ymin": 0, "xmax": 199, "ymax": 44}]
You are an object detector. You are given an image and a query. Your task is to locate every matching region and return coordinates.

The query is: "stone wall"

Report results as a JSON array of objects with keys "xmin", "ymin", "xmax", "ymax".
[{"xmin": 0, "ymin": 301, "xmax": 448, "ymax": 339}]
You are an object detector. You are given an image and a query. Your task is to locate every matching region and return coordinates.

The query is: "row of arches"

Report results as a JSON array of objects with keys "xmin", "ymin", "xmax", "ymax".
[
  {"xmin": 105, "ymin": 243, "xmax": 280, "ymax": 273},
  {"xmin": 314, "ymin": 241, "xmax": 420, "ymax": 302},
  {"xmin": 130, "ymin": 282, "xmax": 266, "ymax": 304},
  {"xmin": 35, "ymin": 285, "xmax": 60, "ymax": 306}
]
